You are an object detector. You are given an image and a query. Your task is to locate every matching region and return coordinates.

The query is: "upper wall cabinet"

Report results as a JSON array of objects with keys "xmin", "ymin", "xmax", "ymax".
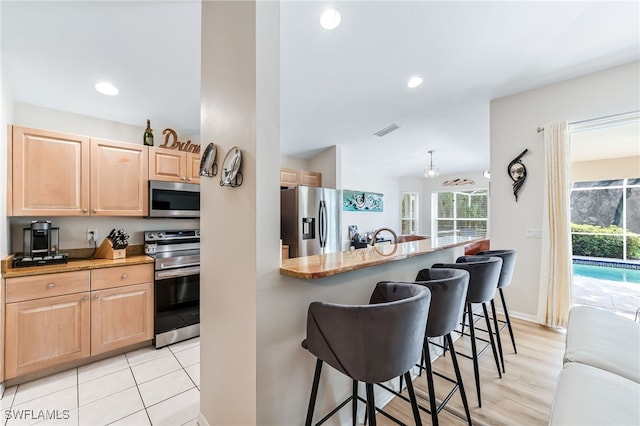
[
  {"xmin": 9, "ymin": 126, "xmax": 148, "ymax": 217},
  {"xmin": 148, "ymin": 147, "xmax": 200, "ymax": 184},
  {"xmin": 90, "ymin": 138, "xmax": 148, "ymax": 216},
  {"xmin": 280, "ymin": 168, "xmax": 322, "ymax": 188},
  {"xmin": 10, "ymin": 126, "xmax": 90, "ymax": 216}
]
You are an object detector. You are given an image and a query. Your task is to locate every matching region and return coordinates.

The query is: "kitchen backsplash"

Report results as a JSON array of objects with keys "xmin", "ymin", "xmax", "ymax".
[{"xmin": 9, "ymin": 217, "xmax": 199, "ymax": 254}]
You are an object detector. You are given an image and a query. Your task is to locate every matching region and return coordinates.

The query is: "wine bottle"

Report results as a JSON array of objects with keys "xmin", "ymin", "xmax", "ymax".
[{"xmin": 144, "ymin": 119, "xmax": 154, "ymax": 146}]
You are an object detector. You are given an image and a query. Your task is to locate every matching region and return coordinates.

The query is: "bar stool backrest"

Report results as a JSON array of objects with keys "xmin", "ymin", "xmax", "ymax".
[
  {"xmin": 477, "ymin": 249, "xmax": 517, "ymax": 289},
  {"xmin": 432, "ymin": 256, "xmax": 502, "ymax": 304},
  {"xmin": 414, "ymin": 268, "xmax": 470, "ymax": 338},
  {"xmin": 305, "ymin": 282, "xmax": 431, "ymax": 384}
]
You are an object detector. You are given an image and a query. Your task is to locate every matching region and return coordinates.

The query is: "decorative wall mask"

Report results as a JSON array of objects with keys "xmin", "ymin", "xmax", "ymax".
[{"xmin": 508, "ymin": 149, "xmax": 528, "ymax": 201}]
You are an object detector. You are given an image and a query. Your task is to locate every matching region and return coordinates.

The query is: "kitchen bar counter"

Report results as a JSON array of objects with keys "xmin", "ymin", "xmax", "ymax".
[
  {"xmin": 1, "ymin": 254, "xmax": 154, "ymax": 278},
  {"xmin": 280, "ymin": 236, "xmax": 487, "ymax": 279}
]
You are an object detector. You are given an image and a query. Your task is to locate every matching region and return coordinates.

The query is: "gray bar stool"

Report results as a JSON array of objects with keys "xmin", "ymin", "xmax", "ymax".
[
  {"xmin": 302, "ymin": 282, "xmax": 431, "ymax": 426},
  {"xmin": 433, "ymin": 255, "xmax": 503, "ymax": 407},
  {"xmin": 385, "ymin": 268, "xmax": 473, "ymax": 426},
  {"xmin": 477, "ymin": 249, "xmax": 518, "ymax": 373}
]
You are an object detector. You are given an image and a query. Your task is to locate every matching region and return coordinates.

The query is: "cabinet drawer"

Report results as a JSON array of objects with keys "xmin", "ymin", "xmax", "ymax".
[
  {"xmin": 6, "ymin": 271, "xmax": 90, "ymax": 303},
  {"xmin": 91, "ymin": 264, "xmax": 153, "ymax": 291}
]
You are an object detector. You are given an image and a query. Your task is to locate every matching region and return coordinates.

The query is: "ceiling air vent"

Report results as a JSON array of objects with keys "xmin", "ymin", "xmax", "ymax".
[{"xmin": 374, "ymin": 123, "xmax": 399, "ymax": 137}]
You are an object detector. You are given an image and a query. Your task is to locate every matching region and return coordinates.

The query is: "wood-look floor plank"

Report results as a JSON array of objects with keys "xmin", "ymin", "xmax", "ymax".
[{"xmin": 376, "ymin": 317, "xmax": 566, "ymax": 426}]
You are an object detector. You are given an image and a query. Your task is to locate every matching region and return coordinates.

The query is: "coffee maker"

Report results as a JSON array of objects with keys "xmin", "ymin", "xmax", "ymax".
[{"xmin": 13, "ymin": 220, "xmax": 67, "ymax": 267}]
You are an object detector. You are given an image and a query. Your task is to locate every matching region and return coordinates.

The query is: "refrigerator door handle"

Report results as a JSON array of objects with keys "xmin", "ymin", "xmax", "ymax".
[{"xmin": 319, "ymin": 200, "xmax": 327, "ymax": 248}]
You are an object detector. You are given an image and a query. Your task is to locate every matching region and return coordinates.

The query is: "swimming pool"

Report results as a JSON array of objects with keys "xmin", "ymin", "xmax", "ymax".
[{"xmin": 573, "ymin": 263, "xmax": 640, "ymax": 284}]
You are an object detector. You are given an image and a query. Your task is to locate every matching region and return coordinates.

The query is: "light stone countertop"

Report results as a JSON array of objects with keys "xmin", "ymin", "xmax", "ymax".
[{"xmin": 280, "ymin": 236, "xmax": 486, "ymax": 279}]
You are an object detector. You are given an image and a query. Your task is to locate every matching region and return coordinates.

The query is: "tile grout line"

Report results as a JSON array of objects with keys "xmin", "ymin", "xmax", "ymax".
[
  {"xmin": 126, "ymin": 354, "xmax": 154, "ymax": 426},
  {"xmin": 75, "ymin": 368, "xmax": 80, "ymax": 426}
]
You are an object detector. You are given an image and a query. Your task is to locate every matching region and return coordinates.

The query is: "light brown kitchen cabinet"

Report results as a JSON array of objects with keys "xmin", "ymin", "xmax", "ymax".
[
  {"xmin": 4, "ymin": 271, "xmax": 91, "ymax": 379},
  {"xmin": 10, "ymin": 126, "xmax": 90, "ymax": 216},
  {"xmin": 149, "ymin": 147, "xmax": 200, "ymax": 184},
  {"xmin": 279, "ymin": 168, "xmax": 322, "ymax": 188},
  {"xmin": 9, "ymin": 126, "xmax": 149, "ymax": 217},
  {"xmin": 90, "ymin": 138, "xmax": 149, "ymax": 216},
  {"xmin": 280, "ymin": 168, "xmax": 299, "ymax": 187},
  {"xmin": 90, "ymin": 265, "xmax": 153, "ymax": 356},
  {"xmin": 90, "ymin": 282, "xmax": 153, "ymax": 355},
  {"xmin": 299, "ymin": 170, "xmax": 322, "ymax": 187},
  {"xmin": 3, "ymin": 265, "xmax": 154, "ymax": 380}
]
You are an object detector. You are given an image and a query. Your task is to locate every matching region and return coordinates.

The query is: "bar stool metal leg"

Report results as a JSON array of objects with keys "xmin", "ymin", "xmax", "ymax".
[
  {"xmin": 491, "ymin": 298, "xmax": 506, "ymax": 373},
  {"xmin": 500, "ymin": 288, "xmax": 518, "ymax": 353},
  {"xmin": 482, "ymin": 302, "xmax": 503, "ymax": 378},
  {"xmin": 467, "ymin": 302, "xmax": 482, "ymax": 407},
  {"xmin": 447, "ymin": 334, "xmax": 472, "ymax": 426},
  {"xmin": 352, "ymin": 380, "xmax": 358, "ymax": 426},
  {"xmin": 423, "ymin": 344, "xmax": 439, "ymax": 426},
  {"xmin": 366, "ymin": 383, "xmax": 377, "ymax": 426},
  {"xmin": 404, "ymin": 372, "xmax": 423, "ymax": 426},
  {"xmin": 305, "ymin": 359, "xmax": 323, "ymax": 426}
]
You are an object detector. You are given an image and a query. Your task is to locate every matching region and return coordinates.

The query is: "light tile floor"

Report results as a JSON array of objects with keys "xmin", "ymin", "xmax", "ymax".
[{"xmin": 1, "ymin": 338, "xmax": 200, "ymax": 426}]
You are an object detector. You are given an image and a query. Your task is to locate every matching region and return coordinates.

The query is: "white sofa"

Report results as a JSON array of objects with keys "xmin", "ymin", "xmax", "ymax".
[{"xmin": 549, "ymin": 306, "xmax": 640, "ymax": 425}]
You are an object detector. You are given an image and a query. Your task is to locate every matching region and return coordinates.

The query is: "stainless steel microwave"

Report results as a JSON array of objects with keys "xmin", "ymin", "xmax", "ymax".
[{"xmin": 148, "ymin": 180, "xmax": 200, "ymax": 218}]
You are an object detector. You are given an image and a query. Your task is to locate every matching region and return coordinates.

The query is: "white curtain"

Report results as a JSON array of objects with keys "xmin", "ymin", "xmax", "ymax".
[{"xmin": 537, "ymin": 121, "xmax": 573, "ymax": 328}]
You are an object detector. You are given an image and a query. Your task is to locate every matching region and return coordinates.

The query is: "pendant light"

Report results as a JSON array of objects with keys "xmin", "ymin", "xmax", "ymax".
[{"xmin": 424, "ymin": 150, "xmax": 439, "ymax": 178}]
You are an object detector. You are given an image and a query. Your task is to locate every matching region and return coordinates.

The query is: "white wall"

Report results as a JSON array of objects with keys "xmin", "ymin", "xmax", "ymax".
[
  {"xmin": 571, "ymin": 155, "xmax": 640, "ymax": 182},
  {"xmin": 309, "ymin": 145, "xmax": 340, "ymax": 189},
  {"xmin": 340, "ymin": 158, "xmax": 401, "ymax": 248},
  {"xmin": 490, "ymin": 60, "xmax": 640, "ymax": 321},
  {"xmin": 280, "ymin": 154, "xmax": 309, "ymax": 170},
  {"xmin": 1, "ymin": 67, "xmax": 14, "ymax": 257},
  {"xmin": 13, "ymin": 103, "xmax": 200, "ymax": 145},
  {"xmin": 7, "ymin": 104, "xmax": 199, "ymax": 251}
]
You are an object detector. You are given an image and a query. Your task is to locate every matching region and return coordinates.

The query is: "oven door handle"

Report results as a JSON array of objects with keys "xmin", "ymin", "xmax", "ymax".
[
  {"xmin": 155, "ymin": 266, "xmax": 200, "ymax": 280},
  {"xmin": 158, "ymin": 261, "xmax": 200, "ymax": 270}
]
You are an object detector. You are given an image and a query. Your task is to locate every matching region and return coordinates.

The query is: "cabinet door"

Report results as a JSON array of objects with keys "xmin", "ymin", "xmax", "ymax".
[
  {"xmin": 299, "ymin": 170, "xmax": 322, "ymax": 187},
  {"xmin": 91, "ymin": 282, "xmax": 153, "ymax": 355},
  {"xmin": 5, "ymin": 292, "xmax": 90, "ymax": 379},
  {"xmin": 186, "ymin": 152, "xmax": 201, "ymax": 184},
  {"xmin": 11, "ymin": 126, "xmax": 90, "ymax": 216},
  {"xmin": 280, "ymin": 168, "xmax": 299, "ymax": 187},
  {"xmin": 148, "ymin": 147, "xmax": 186, "ymax": 182},
  {"xmin": 91, "ymin": 138, "xmax": 148, "ymax": 216}
]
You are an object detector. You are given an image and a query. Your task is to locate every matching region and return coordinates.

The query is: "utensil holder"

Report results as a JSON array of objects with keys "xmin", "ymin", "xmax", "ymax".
[{"xmin": 95, "ymin": 238, "xmax": 126, "ymax": 260}]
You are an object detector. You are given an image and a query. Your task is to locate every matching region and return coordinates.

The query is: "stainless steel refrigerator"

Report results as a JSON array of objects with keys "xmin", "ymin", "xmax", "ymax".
[{"xmin": 281, "ymin": 186, "xmax": 342, "ymax": 258}]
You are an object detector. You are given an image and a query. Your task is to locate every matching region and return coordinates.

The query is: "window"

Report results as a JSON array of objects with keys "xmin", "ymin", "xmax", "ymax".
[
  {"xmin": 400, "ymin": 192, "xmax": 419, "ymax": 235},
  {"xmin": 570, "ymin": 178, "xmax": 640, "ymax": 260},
  {"xmin": 432, "ymin": 189, "xmax": 488, "ymax": 238}
]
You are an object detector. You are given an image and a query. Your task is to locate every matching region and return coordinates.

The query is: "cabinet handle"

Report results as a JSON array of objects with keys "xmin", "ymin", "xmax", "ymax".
[
  {"xmin": 82, "ymin": 209, "xmax": 88, "ymax": 213},
  {"xmin": 47, "ymin": 283, "xmax": 55, "ymax": 289},
  {"xmin": 121, "ymin": 274, "xmax": 128, "ymax": 280},
  {"xmin": 94, "ymin": 294, "xmax": 100, "ymax": 300},
  {"xmin": 82, "ymin": 296, "xmax": 89, "ymax": 301},
  {"xmin": 186, "ymin": 178, "xmax": 192, "ymax": 182},
  {"xmin": 93, "ymin": 209, "xmax": 97, "ymax": 213}
]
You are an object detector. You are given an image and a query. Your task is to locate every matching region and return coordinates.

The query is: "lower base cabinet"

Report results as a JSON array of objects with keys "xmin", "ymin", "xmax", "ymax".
[
  {"xmin": 3, "ymin": 264, "xmax": 154, "ymax": 380},
  {"xmin": 91, "ymin": 282, "xmax": 153, "ymax": 355},
  {"xmin": 5, "ymin": 292, "xmax": 91, "ymax": 379}
]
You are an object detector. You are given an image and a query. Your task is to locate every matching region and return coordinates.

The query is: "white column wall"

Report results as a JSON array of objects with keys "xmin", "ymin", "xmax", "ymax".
[{"xmin": 489, "ymin": 60, "xmax": 640, "ymax": 321}]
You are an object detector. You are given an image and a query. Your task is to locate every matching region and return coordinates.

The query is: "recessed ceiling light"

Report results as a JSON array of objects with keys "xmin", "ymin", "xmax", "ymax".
[
  {"xmin": 95, "ymin": 82, "xmax": 119, "ymax": 96},
  {"xmin": 320, "ymin": 8, "xmax": 341, "ymax": 30},
  {"xmin": 407, "ymin": 76, "xmax": 423, "ymax": 88}
]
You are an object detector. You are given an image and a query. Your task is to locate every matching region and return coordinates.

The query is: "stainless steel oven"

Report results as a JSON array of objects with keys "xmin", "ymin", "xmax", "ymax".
[{"xmin": 145, "ymin": 229, "xmax": 200, "ymax": 348}]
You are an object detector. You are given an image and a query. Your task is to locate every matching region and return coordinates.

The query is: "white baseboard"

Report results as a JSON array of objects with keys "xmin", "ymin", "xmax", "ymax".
[{"xmin": 509, "ymin": 311, "xmax": 538, "ymax": 323}]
